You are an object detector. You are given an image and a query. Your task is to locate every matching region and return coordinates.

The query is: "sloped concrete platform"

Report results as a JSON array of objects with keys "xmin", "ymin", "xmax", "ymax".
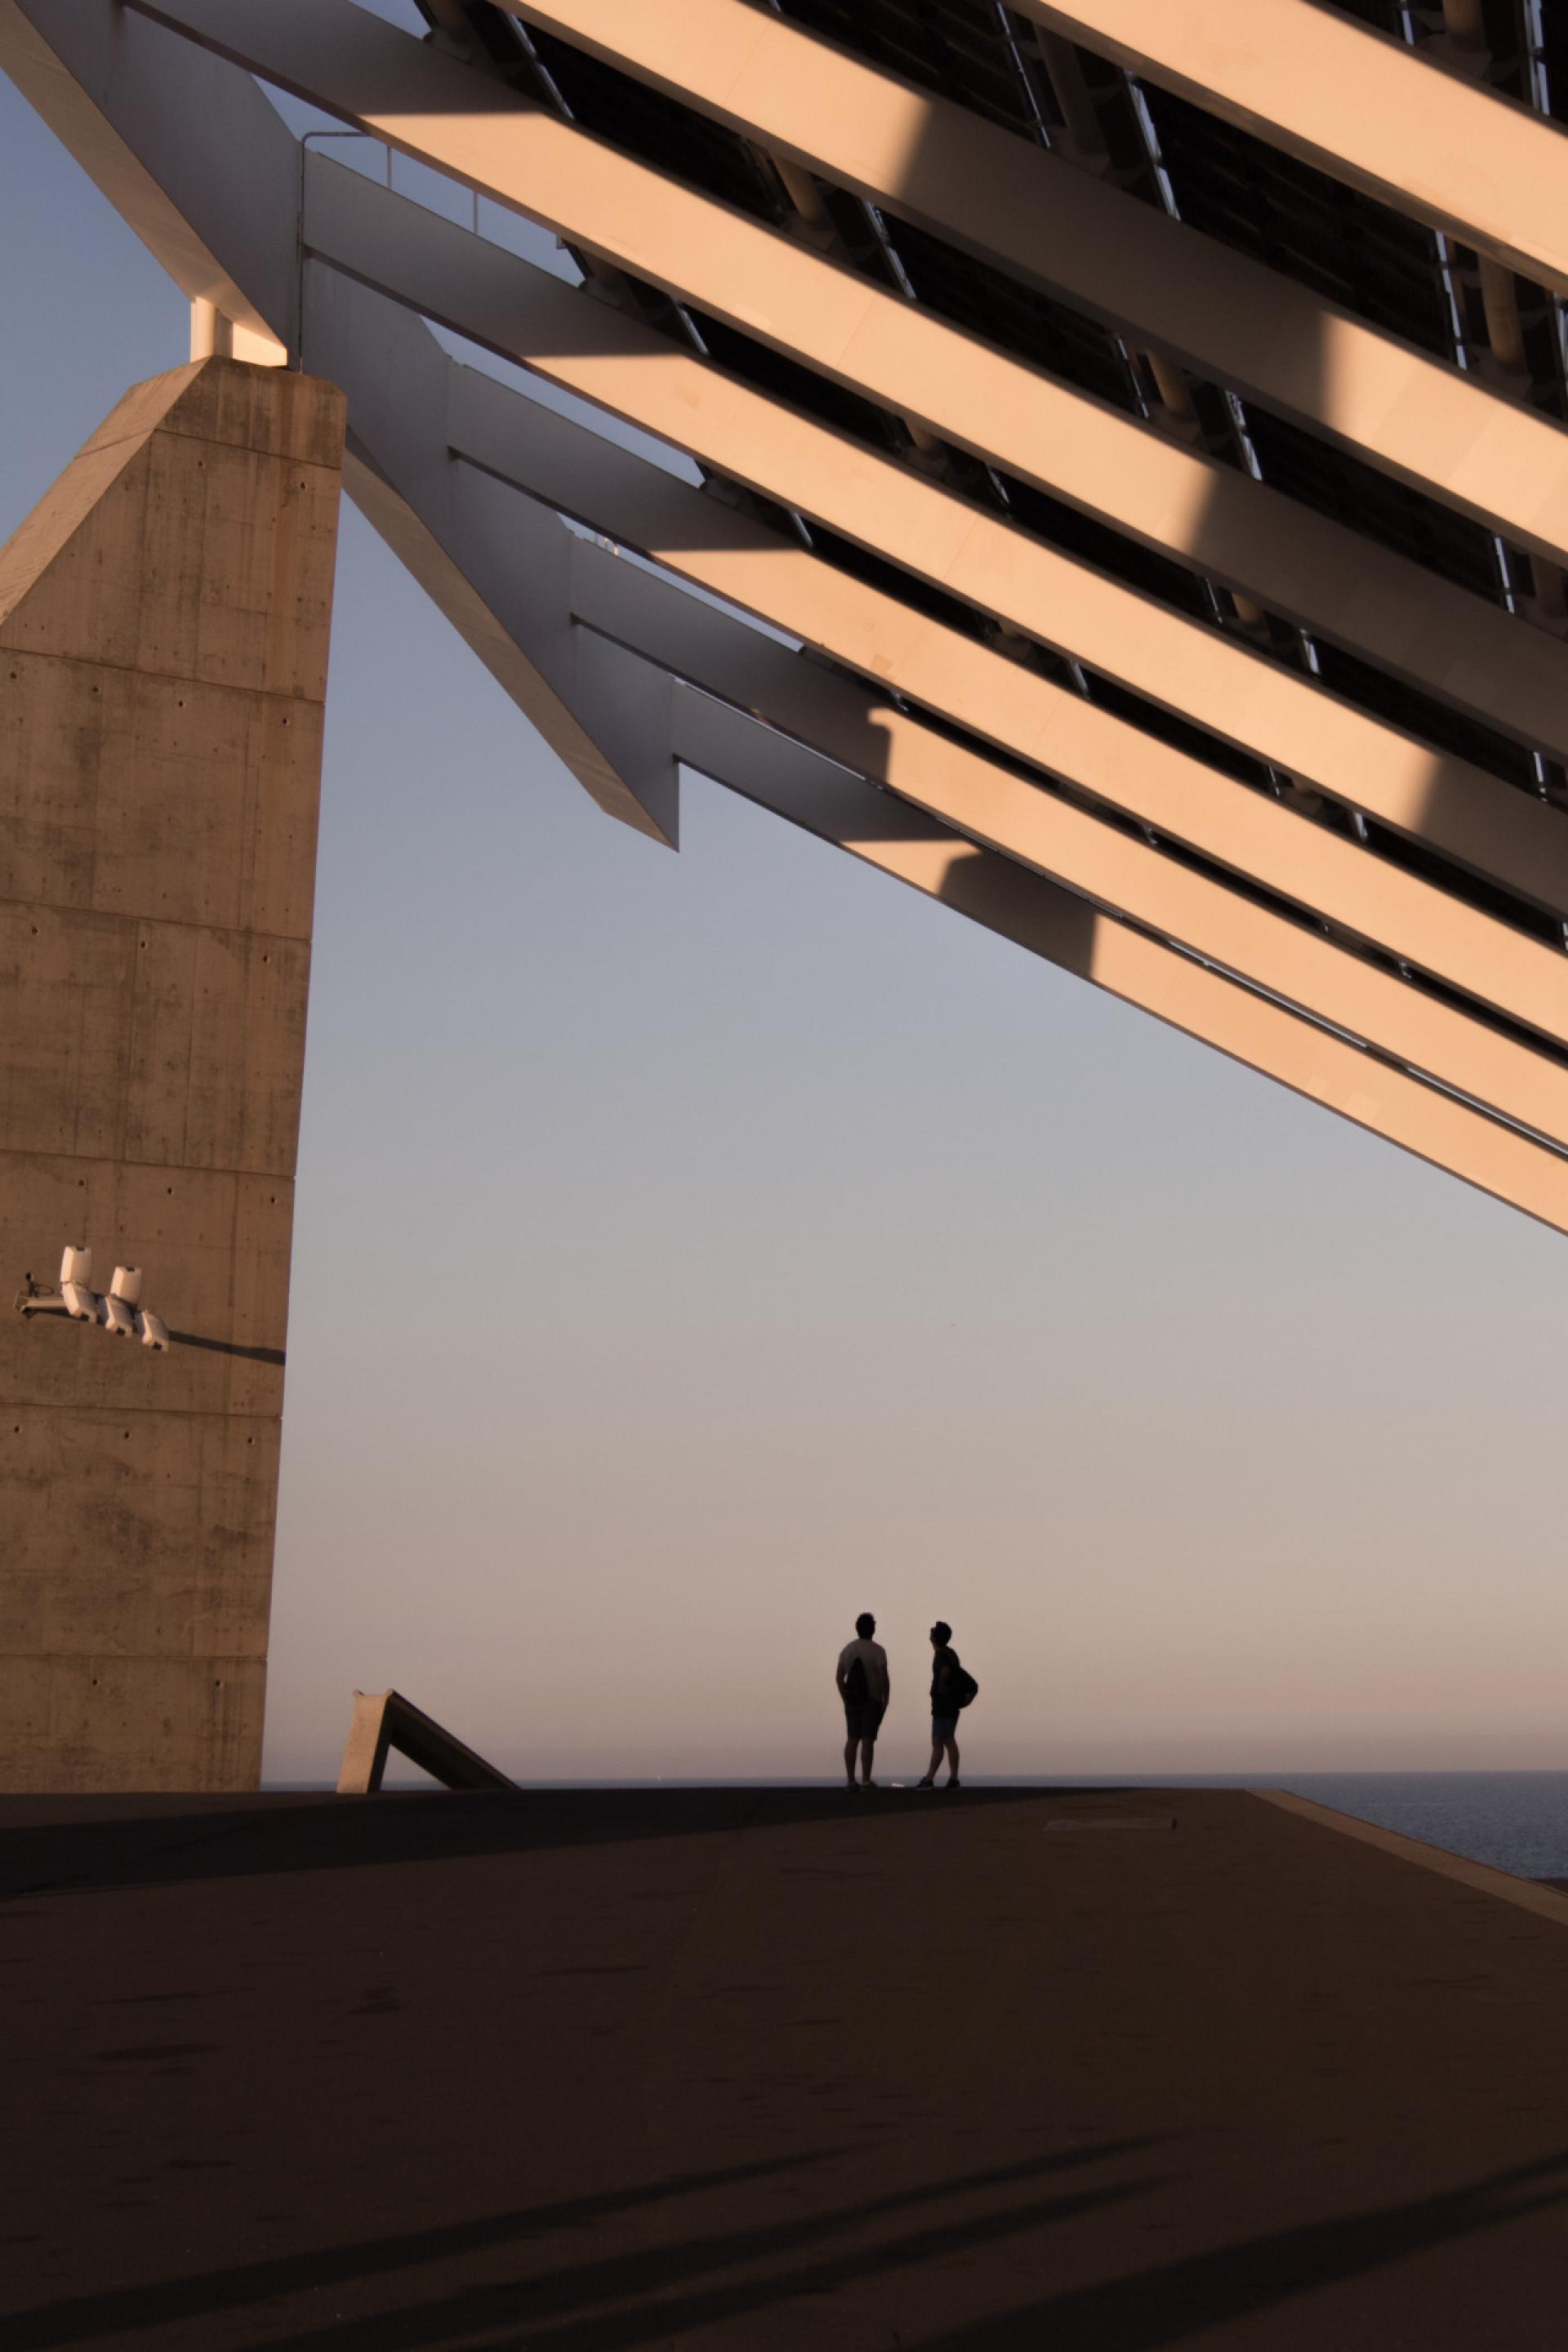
[{"xmin": 2, "ymin": 1786, "xmax": 1566, "ymax": 2348}]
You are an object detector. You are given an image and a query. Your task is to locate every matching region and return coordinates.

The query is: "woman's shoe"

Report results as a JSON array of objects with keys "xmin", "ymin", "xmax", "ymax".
[
  {"xmin": 945, "ymin": 1777, "xmax": 961, "ymax": 1789},
  {"xmin": 917, "ymin": 1776, "xmax": 935, "ymax": 1788}
]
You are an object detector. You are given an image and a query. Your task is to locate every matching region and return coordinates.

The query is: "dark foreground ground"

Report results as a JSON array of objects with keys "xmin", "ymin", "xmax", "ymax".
[{"xmin": 3, "ymin": 1785, "xmax": 1567, "ymax": 2350}]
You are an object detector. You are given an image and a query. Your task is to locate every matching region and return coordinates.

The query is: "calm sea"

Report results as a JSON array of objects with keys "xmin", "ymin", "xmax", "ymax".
[{"xmin": 283, "ymin": 1770, "xmax": 1568, "ymax": 1882}]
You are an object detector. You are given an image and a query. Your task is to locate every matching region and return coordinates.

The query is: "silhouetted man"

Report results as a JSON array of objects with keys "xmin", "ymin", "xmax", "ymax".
[
  {"xmin": 920, "ymin": 1620, "xmax": 964, "ymax": 1788},
  {"xmin": 836, "ymin": 1611, "xmax": 890, "ymax": 1788}
]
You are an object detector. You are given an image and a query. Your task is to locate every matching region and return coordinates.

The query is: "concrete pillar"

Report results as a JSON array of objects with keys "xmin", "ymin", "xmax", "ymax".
[{"xmin": 0, "ymin": 356, "xmax": 345, "ymax": 1791}]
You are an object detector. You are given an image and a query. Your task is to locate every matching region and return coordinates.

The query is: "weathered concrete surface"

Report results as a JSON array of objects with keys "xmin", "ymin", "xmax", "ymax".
[
  {"xmin": 0, "ymin": 356, "xmax": 345, "ymax": 1792},
  {"xmin": 2, "ymin": 1785, "xmax": 1568, "ymax": 2349}
]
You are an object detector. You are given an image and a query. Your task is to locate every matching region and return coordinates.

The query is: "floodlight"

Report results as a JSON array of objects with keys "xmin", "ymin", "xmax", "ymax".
[{"xmin": 42, "ymin": 1244, "xmax": 167, "ymax": 1346}]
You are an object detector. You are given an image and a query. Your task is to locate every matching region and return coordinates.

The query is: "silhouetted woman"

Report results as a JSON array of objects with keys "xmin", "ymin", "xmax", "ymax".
[{"xmin": 920, "ymin": 1620, "xmax": 963, "ymax": 1789}]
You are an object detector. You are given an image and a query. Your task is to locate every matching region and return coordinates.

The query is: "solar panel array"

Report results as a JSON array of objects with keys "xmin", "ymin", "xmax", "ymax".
[{"xmin": 421, "ymin": 0, "xmax": 1568, "ymax": 962}]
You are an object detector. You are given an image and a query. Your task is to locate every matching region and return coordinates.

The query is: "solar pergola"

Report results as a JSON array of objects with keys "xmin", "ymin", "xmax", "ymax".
[{"xmin": 10, "ymin": 0, "xmax": 1568, "ymax": 1229}]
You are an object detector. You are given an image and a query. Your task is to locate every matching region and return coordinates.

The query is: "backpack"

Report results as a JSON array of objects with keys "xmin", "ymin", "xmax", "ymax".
[
  {"xmin": 951, "ymin": 1664, "xmax": 979, "ymax": 1710},
  {"xmin": 844, "ymin": 1653, "xmax": 870, "ymax": 1704}
]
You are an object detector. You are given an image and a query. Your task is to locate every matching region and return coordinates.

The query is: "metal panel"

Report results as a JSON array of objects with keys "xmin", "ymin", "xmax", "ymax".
[{"xmin": 1013, "ymin": 0, "xmax": 1568, "ymax": 296}]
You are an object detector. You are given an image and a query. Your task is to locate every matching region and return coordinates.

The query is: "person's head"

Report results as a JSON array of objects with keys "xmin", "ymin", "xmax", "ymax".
[
  {"xmin": 930, "ymin": 1620, "xmax": 952, "ymax": 1648},
  {"xmin": 855, "ymin": 1612, "xmax": 876, "ymax": 1640}
]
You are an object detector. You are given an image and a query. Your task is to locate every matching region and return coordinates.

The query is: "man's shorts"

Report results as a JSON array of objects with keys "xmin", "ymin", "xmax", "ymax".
[
  {"xmin": 844, "ymin": 1700, "xmax": 885, "ymax": 1741},
  {"xmin": 931, "ymin": 1714, "xmax": 960, "ymax": 1740}
]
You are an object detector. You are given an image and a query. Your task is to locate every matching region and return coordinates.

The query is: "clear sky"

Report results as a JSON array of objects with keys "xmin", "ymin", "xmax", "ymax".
[{"xmin": 4, "ymin": 51, "xmax": 1567, "ymax": 1784}]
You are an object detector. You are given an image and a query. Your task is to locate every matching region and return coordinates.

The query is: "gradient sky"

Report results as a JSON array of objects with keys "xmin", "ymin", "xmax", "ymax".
[{"xmin": 5, "ymin": 46, "xmax": 1568, "ymax": 1783}]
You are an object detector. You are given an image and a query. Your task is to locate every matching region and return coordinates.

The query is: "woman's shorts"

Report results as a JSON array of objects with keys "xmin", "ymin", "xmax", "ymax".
[
  {"xmin": 844, "ymin": 1700, "xmax": 885, "ymax": 1740},
  {"xmin": 930, "ymin": 1714, "xmax": 960, "ymax": 1740}
]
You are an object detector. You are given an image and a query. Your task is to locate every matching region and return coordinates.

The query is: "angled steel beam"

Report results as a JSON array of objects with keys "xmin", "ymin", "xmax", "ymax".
[
  {"xmin": 499, "ymin": 0, "xmax": 1568, "ymax": 577},
  {"xmin": 443, "ymin": 340, "xmax": 1568, "ymax": 1061},
  {"xmin": 306, "ymin": 267, "xmax": 677, "ymax": 844},
  {"xmin": 301, "ymin": 166, "xmax": 1568, "ymax": 930},
  {"xmin": 667, "ymin": 690, "xmax": 1568, "ymax": 1241},
  {"xmin": 568, "ymin": 577, "xmax": 1568, "ymax": 1236},
  {"xmin": 281, "ymin": 244, "xmax": 1568, "ymax": 1136},
  {"xmin": 122, "ymin": 0, "xmax": 1568, "ymax": 772},
  {"xmin": 553, "ymin": 525, "xmax": 1568, "ymax": 1150},
  {"xmin": 0, "ymin": 0, "xmax": 675, "ymax": 842},
  {"xmin": 455, "ymin": 359, "xmax": 1568, "ymax": 1062},
  {"xmin": 1013, "ymin": 0, "xmax": 1568, "ymax": 299},
  {"xmin": 294, "ymin": 251, "xmax": 1568, "ymax": 1180},
  {"xmin": 290, "ymin": 232, "xmax": 1568, "ymax": 1053},
  {"xmin": 0, "ymin": 0, "xmax": 296, "ymax": 355},
  {"xmin": 290, "ymin": 252, "xmax": 1568, "ymax": 1134}
]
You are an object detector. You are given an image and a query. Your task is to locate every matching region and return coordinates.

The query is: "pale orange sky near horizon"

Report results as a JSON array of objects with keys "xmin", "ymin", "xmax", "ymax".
[{"xmin": 5, "ymin": 65, "xmax": 1568, "ymax": 1784}]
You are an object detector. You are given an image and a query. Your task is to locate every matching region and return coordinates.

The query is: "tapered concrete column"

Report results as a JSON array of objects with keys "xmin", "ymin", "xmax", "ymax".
[{"xmin": 0, "ymin": 355, "xmax": 345, "ymax": 1792}]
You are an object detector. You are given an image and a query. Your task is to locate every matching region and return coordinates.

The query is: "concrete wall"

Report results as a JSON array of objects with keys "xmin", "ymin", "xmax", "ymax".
[{"xmin": 0, "ymin": 356, "xmax": 345, "ymax": 1791}]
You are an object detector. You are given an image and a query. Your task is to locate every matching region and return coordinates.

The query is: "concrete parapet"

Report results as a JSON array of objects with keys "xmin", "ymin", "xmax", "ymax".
[{"xmin": 0, "ymin": 356, "xmax": 345, "ymax": 1791}]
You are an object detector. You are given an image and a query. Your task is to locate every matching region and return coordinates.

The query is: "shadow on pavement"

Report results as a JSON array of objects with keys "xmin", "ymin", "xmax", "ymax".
[
  {"xmin": 911, "ymin": 2149, "xmax": 1568, "ymax": 2352},
  {"xmin": 0, "ymin": 1784, "xmax": 1097, "ymax": 1900},
  {"xmin": 3, "ymin": 2143, "xmax": 1163, "ymax": 2352}
]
